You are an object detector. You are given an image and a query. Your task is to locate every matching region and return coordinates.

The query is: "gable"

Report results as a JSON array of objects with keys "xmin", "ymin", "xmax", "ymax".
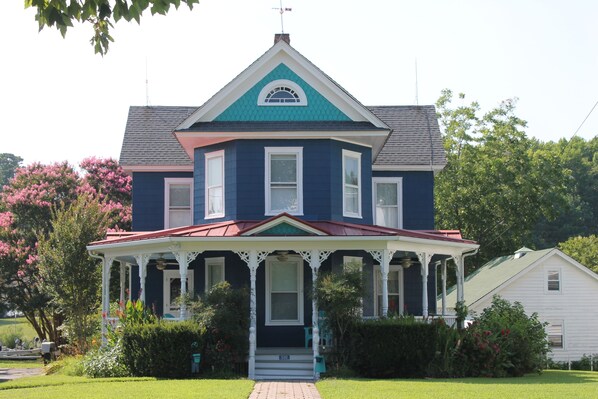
[
  {"xmin": 256, "ymin": 222, "xmax": 316, "ymax": 236},
  {"xmin": 215, "ymin": 63, "xmax": 351, "ymax": 122}
]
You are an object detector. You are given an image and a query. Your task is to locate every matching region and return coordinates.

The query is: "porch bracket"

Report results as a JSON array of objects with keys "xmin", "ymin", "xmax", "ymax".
[
  {"xmin": 416, "ymin": 252, "xmax": 434, "ymax": 318},
  {"xmin": 134, "ymin": 253, "xmax": 151, "ymax": 303},
  {"xmin": 368, "ymin": 250, "xmax": 396, "ymax": 317}
]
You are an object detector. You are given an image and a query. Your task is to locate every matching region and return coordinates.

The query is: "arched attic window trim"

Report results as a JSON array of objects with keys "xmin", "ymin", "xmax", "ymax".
[{"xmin": 257, "ymin": 79, "xmax": 308, "ymax": 106}]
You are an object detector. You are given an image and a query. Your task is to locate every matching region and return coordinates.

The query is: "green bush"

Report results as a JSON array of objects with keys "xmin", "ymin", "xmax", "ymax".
[
  {"xmin": 349, "ymin": 318, "xmax": 439, "ymax": 378},
  {"xmin": 191, "ymin": 282, "xmax": 249, "ymax": 375},
  {"xmin": 83, "ymin": 341, "xmax": 129, "ymax": 378},
  {"xmin": 122, "ymin": 321, "xmax": 204, "ymax": 378},
  {"xmin": 0, "ymin": 328, "xmax": 24, "ymax": 349}
]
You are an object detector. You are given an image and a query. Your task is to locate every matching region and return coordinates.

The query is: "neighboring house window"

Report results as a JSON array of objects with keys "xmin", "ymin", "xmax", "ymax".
[
  {"xmin": 265, "ymin": 256, "xmax": 304, "ymax": 325},
  {"xmin": 374, "ymin": 265, "xmax": 403, "ymax": 316},
  {"xmin": 205, "ymin": 257, "xmax": 225, "ymax": 292},
  {"xmin": 205, "ymin": 150, "xmax": 225, "ymax": 219},
  {"xmin": 373, "ymin": 177, "xmax": 403, "ymax": 228},
  {"xmin": 547, "ymin": 323, "xmax": 564, "ymax": 349},
  {"xmin": 546, "ymin": 270, "xmax": 561, "ymax": 292},
  {"xmin": 343, "ymin": 149, "xmax": 361, "ymax": 218},
  {"xmin": 164, "ymin": 178, "xmax": 193, "ymax": 228},
  {"xmin": 257, "ymin": 79, "xmax": 307, "ymax": 106},
  {"xmin": 163, "ymin": 269, "xmax": 194, "ymax": 317},
  {"xmin": 265, "ymin": 147, "xmax": 303, "ymax": 215}
]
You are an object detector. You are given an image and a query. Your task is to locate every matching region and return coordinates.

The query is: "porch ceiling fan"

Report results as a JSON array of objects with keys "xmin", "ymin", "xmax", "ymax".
[
  {"xmin": 276, "ymin": 251, "xmax": 289, "ymax": 262},
  {"xmin": 155, "ymin": 254, "xmax": 178, "ymax": 270}
]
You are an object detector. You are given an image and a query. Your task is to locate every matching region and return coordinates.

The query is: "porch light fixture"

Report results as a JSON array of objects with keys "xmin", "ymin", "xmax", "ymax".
[
  {"xmin": 400, "ymin": 257, "xmax": 412, "ymax": 269},
  {"xmin": 155, "ymin": 257, "xmax": 167, "ymax": 270},
  {"xmin": 276, "ymin": 251, "xmax": 289, "ymax": 262}
]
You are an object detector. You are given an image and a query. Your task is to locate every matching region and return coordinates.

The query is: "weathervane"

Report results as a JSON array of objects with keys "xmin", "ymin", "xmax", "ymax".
[{"xmin": 273, "ymin": 0, "xmax": 292, "ymax": 34}]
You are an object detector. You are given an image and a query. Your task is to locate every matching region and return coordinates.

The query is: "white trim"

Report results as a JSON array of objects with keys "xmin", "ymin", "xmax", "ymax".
[
  {"xmin": 257, "ymin": 79, "xmax": 307, "ymax": 106},
  {"xmin": 372, "ymin": 177, "xmax": 403, "ymax": 229},
  {"xmin": 342, "ymin": 149, "xmax": 362, "ymax": 218},
  {"xmin": 204, "ymin": 257, "xmax": 225, "ymax": 292},
  {"xmin": 241, "ymin": 215, "xmax": 327, "ymax": 236},
  {"xmin": 205, "ymin": 150, "xmax": 225, "ymax": 219},
  {"xmin": 163, "ymin": 269, "xmax": 194, "ymax": 317},
  {"xmin": 164, "ymin": 178, "xmax": 194, "ymax": 229},
  {"xmin": 545, "ymin": 268, "xmax": 562, "ymax": 294},
  {"xmin": 124, "ymin": 165, "xmax": 194, "ymax": 173},
  {"xmin": 265, "ymin": 255, "xmax": 304, "ymax": 326},
  {"xmin": 265, "ymin": 147, "xmax": 303, "ymax": 216},
  {"xmin": 372, "ymin": 164, "xmax": 445, "ymax": 172},
  {"xmin": 373, "ymin": 264, "xmax": 404, "ymax": 316}
]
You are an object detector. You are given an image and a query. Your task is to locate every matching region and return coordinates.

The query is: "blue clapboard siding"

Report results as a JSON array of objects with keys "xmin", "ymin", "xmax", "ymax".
[
  {"xmin": 131, "ymin": 172, "xmax": 193, "ymax": 231},
  {"xmin": 402, "ymin": 264, "xmax": 437, "ymax": 316},
  {"xmin": 372, "ymin": 170, "xmax": 435, "ymax": 230},
  {"xmin": 194, "ymin": 139, "xmax": 372, "ymax": 225}
]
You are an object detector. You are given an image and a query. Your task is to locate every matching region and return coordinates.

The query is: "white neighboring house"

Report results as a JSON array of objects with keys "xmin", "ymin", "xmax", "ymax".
[{"xmin": 441, "ymin": 247, "xmax": 598, "ymax": 362}]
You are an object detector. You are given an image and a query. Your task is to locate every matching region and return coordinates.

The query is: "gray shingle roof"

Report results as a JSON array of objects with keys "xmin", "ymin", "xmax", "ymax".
[
  {"xmin": 368, "ymin": 105, "xmax": 447, "ymax": 168},
  {"xmin": 119, "ymin": 105, "xmax": 446, "ymax": 169},
  {"xmin": 119, "ymin": 106, "xmax": 196, "ymax": 167}
]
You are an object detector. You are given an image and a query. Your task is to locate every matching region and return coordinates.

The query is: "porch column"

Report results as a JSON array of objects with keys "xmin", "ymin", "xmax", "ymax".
[
  {"xmin": 454, "ymin": 254, "xmax": 464, "ymax": 304},
  {"xmin": 368, "ymin": 250, "xmax": 395, "ymax": 317},
  {"xmin": 173, "ymin": 251, "xmax": 201, "ymax": 320},
  {"xmin": 416, "ymin": 252, "xmax": 433, "ymax": 318},
  {"xmin": 119, "ymin": 261, "xmax": 126, "ymax": 304},
  {"xmin": 299, "ymin": 249, "xmax": 332, "ymax": 379},
  {"xmin": 441, "ymin": 259, "xmax": 447, "ymax": 316},
  {"xmin": 101, "ymin": 255, "xmax": 114, "ymax": 345},
  {"xmin": 235, "ymin": 250, "xmax": 270, "ymax": 380},
  {"xmin": 134, "ymin": 254, "xmax": 151, "ymax": 303}
]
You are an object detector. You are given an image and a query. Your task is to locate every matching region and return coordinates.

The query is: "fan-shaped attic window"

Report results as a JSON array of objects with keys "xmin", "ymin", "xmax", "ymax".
[{"xmin": 258, "ymin": 79, "xmax": 307, "ymax": 106}]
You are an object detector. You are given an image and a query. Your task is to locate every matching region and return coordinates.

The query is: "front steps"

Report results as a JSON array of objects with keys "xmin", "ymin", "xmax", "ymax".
[{"xmin": 254, "ymin": 347, "xmax": 314, "ymax": 380}]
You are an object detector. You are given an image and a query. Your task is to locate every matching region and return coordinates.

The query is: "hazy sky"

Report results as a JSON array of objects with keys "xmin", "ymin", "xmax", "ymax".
[{"xmin": 1, "ymin": 0, "xmax": 597, "ymax": 166}]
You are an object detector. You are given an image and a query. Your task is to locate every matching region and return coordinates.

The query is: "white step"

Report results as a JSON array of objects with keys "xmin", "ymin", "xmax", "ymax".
[{"xmin": 254, "ymin": 347, "xmax": 315, "ymax": 380}]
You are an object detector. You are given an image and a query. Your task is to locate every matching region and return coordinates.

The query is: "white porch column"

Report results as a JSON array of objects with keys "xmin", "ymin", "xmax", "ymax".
[
  {"xmin": 235, "ymin": 250, "xmax": 269, "ymax": 380},
  {"xmin": 454, "ymin": 254, "xmax": 464, "ymax": 304},
  {"xmin": 134, "ymin": 254, "xmax": 151, "ymax": 303},
  {"xmin": 101, "ymin": 256, "xmax": 114, "ymax": 346},
  {"xmin": 368, "ymin": 250, "xmax": 395, "ymax": 317},
  {"xmin": 441, "ymin": 259, "xmax": 447, "ymax": 316},
  {"xmin": 119, "ymin": 261, "xmax": 126, "ymax": 304},
  {"xmin": 298, "ymin": 249, "xmax": 332, "ymax": 379},
  {"xmin": 173, "ymin": 251, "xmax": 201, "ymax": 320},
  {"xmin": 416, "ymin": 252, "xmax": 433, "ymax": 318}
]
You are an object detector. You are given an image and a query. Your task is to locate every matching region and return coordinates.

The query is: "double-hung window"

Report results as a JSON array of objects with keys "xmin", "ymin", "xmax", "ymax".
[
  {"xmin": 205, "ymin": 257, "xmax": 225, "ymax": 292},
  {"xmin": 265, "ymin": 147, "xmax": 303, "ymax": 215},
  {"xmin": 374, "ymin": 266, "xmax": 404, "ymax": 316},
  {"xmin": 343, "ymin": 150, "xmax": 361, "ymax": 218},
  {"xmin": 205, "ymin": 150, "xmax": 224, "ymax": 218},
  {"xmin": 547, "ymin": 322, "xmax": 564, "ymax": 348},
  {"xmin": 546, "ymin": 270, "xmax": 561, "ymax": 293},
  {"xmin": 266, "ymin": 256, "xmax": 304, "ymax": 325},
  {"xmin": 373, "ymin": 177, "xmax": 403, "ymax": 228},
  {"xmin": 164, "ymin": 178, "xmax": 193, "ymax": 228}
]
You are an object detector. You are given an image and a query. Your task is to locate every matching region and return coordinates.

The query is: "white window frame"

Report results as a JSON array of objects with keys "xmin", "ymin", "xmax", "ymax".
[
  {"xmin": 547, "ymin": 321, "xmax": 564, "ymax": 349},
  {"xmin": 265, "ymin": 255, "xmax": 304, "ymax": 326},
  {"xmin": 163, "ymin": 269, "xmax": 194, "ymax": 317},
  {"xmin": 204, "ymin": 257, "xmax": 225, "ymax": 292},
  {"xmin": 372, "ymin": 177, "xmax": 403, "ymax": 229},
  {"xmin": 205, "ymin": 150, "xmax": 225, "ymax": 219},
  {"xmin": 374, "ymin": 265, "xmax": 404, "ymax": 317},
  {"xmin": 164, "ymin": 178, "xmax": 193, "ymax": 229},
  {"xmin": 342, "ymin": 149, "xmax": 362, "ymax": 218},
  {"xmin": 545, "ymin": 269, "xmax": 562, "ymax": 293},
  {"xmin": 257, "ymin": 79, "xmax": 308, "ymax": 106},
  {"xmin": 265, "ymin": 147, "xmax": 303, "ymax": 216}
]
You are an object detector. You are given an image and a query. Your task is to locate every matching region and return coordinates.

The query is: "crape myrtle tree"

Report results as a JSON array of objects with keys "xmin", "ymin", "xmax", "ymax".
[
  {"xmin": 434, "ymin": 90, "xmax": 567, "ymax": 269},
  {"xmin": 0, "ymin": 158, "xmax": 131, "ymax": 342}
]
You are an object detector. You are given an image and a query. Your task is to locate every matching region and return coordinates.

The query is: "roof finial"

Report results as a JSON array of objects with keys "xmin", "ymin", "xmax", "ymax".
[{"xmin": 273, "ymin": 0, "xmax": 292, "ymax": 34}]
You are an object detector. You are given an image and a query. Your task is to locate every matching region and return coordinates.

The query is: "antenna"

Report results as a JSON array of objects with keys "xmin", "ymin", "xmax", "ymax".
[
  {"xmin": 145, "ymin": 57, "xmax": 150, "ymax": 106},
  {"xmin": 415, "ymin": 58, "xmax": 419, "ymax": 105},
  {"xmin": 273, "ymin": 0, "xmax": 292, "ymax": 33}
]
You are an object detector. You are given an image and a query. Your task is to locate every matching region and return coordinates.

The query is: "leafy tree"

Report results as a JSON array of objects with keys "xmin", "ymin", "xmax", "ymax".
[
  {"xmin": 559, "ymin": 235, "xmax": 598, "ymax": 273},
  {"xmin": 37, "ymin": 195, "xmax": 110, "ymax": 352},
  {"xmin": 25, "ymin": 0, "xmax": 199, "ymax": 55},
  {"xmin": 435, "ymin": 90, "xmax": 567, "ymax": 268},
  {"xmin": 0, "ymin": 153, "xmax": 23, "ymax": 190}
]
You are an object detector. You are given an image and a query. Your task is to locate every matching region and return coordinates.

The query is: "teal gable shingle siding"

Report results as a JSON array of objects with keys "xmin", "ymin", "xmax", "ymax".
[{"xmin": 215, "ymin": 63, "xmax": 351, "ymax": 122}]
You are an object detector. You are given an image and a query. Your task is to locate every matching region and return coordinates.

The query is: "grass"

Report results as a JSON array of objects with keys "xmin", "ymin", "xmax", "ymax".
[
  {"xmin": 317, "ymin": 370, "xmax": 598, "ymax": 399},
  {"xmin": 0, "ymin": 375, "xmax": 255, "ymax": 399},
  {"xmin": 0, "ymin": 360, "xmax": 43, "ymax": 369},
  {"xmin": 0, "ymin": 317, "xmax": 37, "ymax": 347}
]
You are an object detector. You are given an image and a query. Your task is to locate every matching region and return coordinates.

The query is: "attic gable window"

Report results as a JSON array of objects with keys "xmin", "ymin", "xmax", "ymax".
[{"xmin": 258, "ymin": 79, "xmax": 307, "ymax": 106}]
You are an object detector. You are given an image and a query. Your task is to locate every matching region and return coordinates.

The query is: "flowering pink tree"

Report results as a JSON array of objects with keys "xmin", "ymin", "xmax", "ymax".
[{"xmin": 0, "ymin": 158, "xmax": 131, "ymax": 342}]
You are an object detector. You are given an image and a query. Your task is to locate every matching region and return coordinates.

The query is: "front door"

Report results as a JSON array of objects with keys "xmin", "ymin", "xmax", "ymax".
[
  {"xmin": 163, "ymin": 269, "xmax": 194, "ymax": 317},
  {"xmin": 265, "ymin": 256, "xmax": 304, "ymax": 326}
]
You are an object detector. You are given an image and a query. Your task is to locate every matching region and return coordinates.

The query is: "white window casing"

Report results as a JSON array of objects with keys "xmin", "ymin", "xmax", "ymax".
[
  {"xmin": 205, "ymin": 150, "xmax": 225, "ymax": 219},
  {"xmin": 372, "ymin": 177, "xmax": 403, "ymax": 229},
  {"xmin": 205, "ymin": 257, "xmax": 225, "ymax": 292},
  {"xmin": 265, "ymin": 147, "xmax": 303, "ymax": 216},
  {"xmin": 164, "ymin": 178, "xmax": 193, "ymax": 229},
  {"xmin": 343, "ymin": 149, "xmax": 362, "ymax": 218},
  {"xmin": 257, "ymin": 79, "xmax": 308, "ymax": 106},
  {"xmin": 265, "ymin": 256, "xmax": 304, "ymax": 326}
]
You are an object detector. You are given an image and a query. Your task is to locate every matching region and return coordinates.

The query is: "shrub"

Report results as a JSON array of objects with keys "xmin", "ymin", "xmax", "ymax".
[
  {"xmin": 0, "ymin": 328, "xmax": 24, "ymax": 349},
  {"xmin": 122, "ymin": 321, "xmax": 204, "ymax": 378},
  {"xmin": 83, "ymin": 341, "xmax": 129, "ymax": 378},
  {"xmin": 349, "ymin": 318, "xmax": 439, "ymax": 378},
  {"xmin": 191, "ymin": 282, "xmax": 249, "ymax": 375}
]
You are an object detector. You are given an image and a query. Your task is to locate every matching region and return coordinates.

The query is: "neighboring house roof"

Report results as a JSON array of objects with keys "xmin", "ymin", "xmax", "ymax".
[
  {"xmin": 442, "ymin": 248, "xmax": 598, "ymax": 309},
  {"xmin": 369, "ymin": 105, "xmax": 447, "ymax": 170}
]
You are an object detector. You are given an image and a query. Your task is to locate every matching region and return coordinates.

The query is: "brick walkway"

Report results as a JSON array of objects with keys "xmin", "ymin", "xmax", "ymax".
[{"xmin": 249, "ymin": 381, "xmax": 321, "ymax": 399}]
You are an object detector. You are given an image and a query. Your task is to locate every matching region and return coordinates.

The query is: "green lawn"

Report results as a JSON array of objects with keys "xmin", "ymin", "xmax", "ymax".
[
  {"xmin": 0, "ymin": 317, "xmax": 37, "ymax": 345},
  {"xmin": 317, "ymin": 370, "xmax": 598, "ymax": 399},
  {"xmin": 0, "ymin": 375, "xmax": 255, "ymax": 399},
  {"xmin": 0, "ymin": 360, "xmax": 43, "ymax": 369}
]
